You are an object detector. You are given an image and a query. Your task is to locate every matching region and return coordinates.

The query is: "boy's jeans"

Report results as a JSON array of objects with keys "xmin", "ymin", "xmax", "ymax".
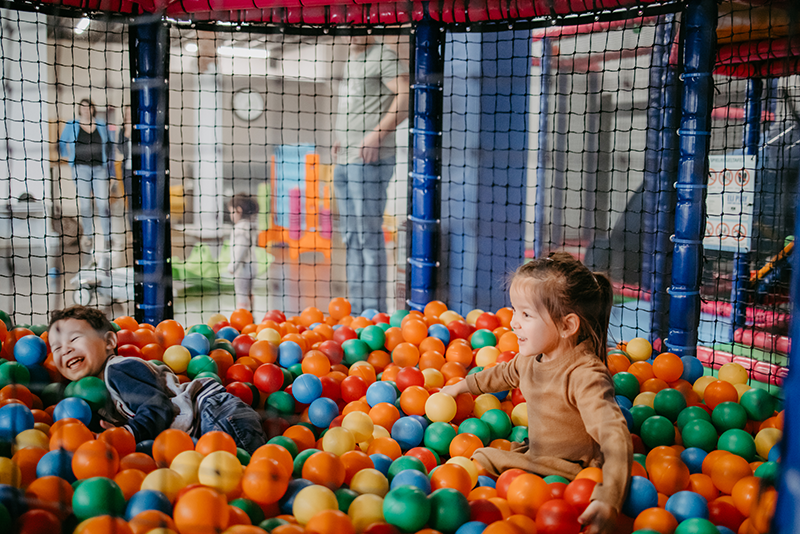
[{"xmin": 199, "ymin": 391, "xmax": 266, "ymax": 454}]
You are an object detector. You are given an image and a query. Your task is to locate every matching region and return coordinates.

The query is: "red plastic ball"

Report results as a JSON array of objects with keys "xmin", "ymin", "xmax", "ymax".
[
  {"xmin": 226, "ymin": 381, "xmax": 255, "ymax": 407},
  {"xmin": 318, "ymin": 340, "xmax": 344, "ymax": 365},
  {"xmin": 474, "ymin": 313, "xmax": 501, "ymax": 331},
  {"xmin": 333, "ymin": 326, "xmax": 358, "ymax": 345},
  {"xmin": 341, "ymin": 376, "xmax": 368, "ymax": 403},
  {"xmin": 535, "ymin": 499, "xmax": 581, "ymax": 534},
  {"xmin": 262, "ymin": 310, "xmax": 286, "ymax": 323},
  {"xmin": 395, "ymin": 367, "xmax": 425, "ymax": 391},
  {"xmin": 563, "ymin": 478, "xmax": 596, "ymax": 515},
  {"xmin": 232, "ymin": 335, "xmax": 256, "ymax": 358},
  {"xmin": 447, "ymin": 321, "xmax": 472, "ymax": 341},
  {"xmin": 469, "ymin": 499, "xmax": 503, "ymax": 524},
  {"xmin": 227, "ymin": 363, "xmax": 255, "ymax": 384},
  {"xmin": 320, "ymin": 376, "xmax": 342, "ymax": 400},
  {"xmin": 253, "ymin": 363, "xmax": 285, "ymax": 394}
]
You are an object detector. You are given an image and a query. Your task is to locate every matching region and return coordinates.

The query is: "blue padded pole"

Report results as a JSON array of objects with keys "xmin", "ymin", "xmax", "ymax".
[
  {"xmin": 774, "ymin": 168, "xmax": 800, "ymax": 533},
  {"xmin": 407, "ymin": 15, "xmax": 444, "ymax": 311},
  {"xmin": 665, "ymin": 0, "xmax": 717, "ymax": 357},
  {"xmin": 129, "ymin": 20, "xmax": 173, "ymax": 324},
  {"xmin": 729, "ymin": 78, "xmax": 763, "ymax": 338},
  {"xmin": 534, "ymin": 38, "xmax": 551, "ymax": 259}
]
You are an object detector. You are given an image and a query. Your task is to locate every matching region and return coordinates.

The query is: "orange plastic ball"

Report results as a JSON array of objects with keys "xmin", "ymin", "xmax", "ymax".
[
  {"xmin": 632, "ymin": 507, "xmax": 679, "ymax": 534},
  {"xmin": 251, "ymin": 444, "xmax": 294, "ymax": 475},
  {"xmin": 305, "ymin": 509, "xmax": 355, "ymax": 534},
  {"xmin": 152, "ymin": 428, "xmax": 195, "ymax": 468},
  {"xmin": 506, "ymin": 473, "xmax": 550, "ymax": 518},
  {"xmin": 731, "ymin": 475, "xmax": 761, "ymax": 517},
  {"xmin": 241, "ymin": 458, "xmax": 291, "ymax": 505},
  {"xmin": 12, "ymin": 447, "xmax": 46, "ymax": 488},
  {"xmin": 173, "ymin": 487, "xmax": 230, "ymax": 534},
  {"xmin": 302, "ymin": 451, "xmax": 346, "ymax": 490},
  {"xmin": 25, "ymin": 476, "xmax": 74, "ymax": 520},
  {"xmin": 115, "ymin": 469, "xmax": 147, "ymax": 500},
  {"xmin": 419, "ymin": 351, "xmax": 446, "ymax": 371},
  {"xmin": 72, "ymin": 439, "xmax": 120, "ymax": 479},
  {"xmin": 49, "ymin": 422, "xmax": 93, "ymax": 452},
  {"xmin": 449, "ymin": 433, "xmax": 483, "ymax": 458},
  {"xmin": 129, "ymin": 510, "xmax": 176, "ymax": 534},
  {"xmin": 120, "ymin": 452, "xmax": 158, "ymax": 474},
  {"xmin": 399, "ymin": 386, "xmax": 430, "ymax": 416},
  {"xmin": 445, "ymin": 342, "xmax": 474, "ymax": 367},
  {"xmin": 710, "ymin": 453, "xmax": 753, "ymax": 494},
  {"xmin": 424, "ymin": 301, "xmax": 448, "ymax": 320},
  {"xmin": 328, "ymin": 298, "xmax": 352, "ymax": 321},
  {"xmin": 302, "ymin": 350, "xmax": 332, "ymax": 377},
  {"xmin": 74, "ymin": 515, "xmax": 134, "ymax": 534},
  {"xmin": 98, "ymin": 427, "xmax": 136, "ymax": 458},
  {"xmin": 392, "ymin": 343, "xmax": 421, "ymax": 368},
  {"xmin": 366, "ymin": 437, "xmax": 402, "ymax": 460},
  {"xmin": 340, "ymin": 450, "xmax": 374, "ymax": 486},
  {"xmin": 688, "ymin": 473, "xmax": 719, "ymax": 503},
  {"xmin": 366, "ymin": 351, "xmax": 391, "ymax": 373},
  {"xmin": 195, "ymin": 430, "xmax": 238, "ymax": 456},
  {"xmin": 401, "ymin": 319, "xmax": 428, "ymax": 346},
  {"xmin": 652, "ymin": 352, "xmax": 684, "ymax": 383},
  {"xmin": 496, "ymin": 332, "xmax": 519, "ymax": 353},
  {"xmin": 369, "ymin": 403, "xmax": 401, "ymax": 433},
  {"xmin": 283, "ymin": 425, "xmax": 317, "ymax": 453},
  {"xmin": 441, "ymin": 362, "xmax": 468, "ymax": 382},
  {"xmin": 703, "ymin": 380, "xmax": 739, "ymax": 410},
  {"xmin": 430, "ymin": 463, "xmax": 473, "ymax": 497},
  {"xmin": 419, "ymin": 337, "xmax": 446, "ymax": 356},
  {"xmin": 607, "ymin": 353, "xmax": 631, "ymax": 375},
  {"xmin": 701, "ymin": 450, "xmax": 733, "ymax": 477},
  {"xmin": 628, "ymin": 361, "xmax": 655, "ymax": 385},
  {"xmin": 230, "ymin": 309, "xmax": 254, "ymax": 332}
]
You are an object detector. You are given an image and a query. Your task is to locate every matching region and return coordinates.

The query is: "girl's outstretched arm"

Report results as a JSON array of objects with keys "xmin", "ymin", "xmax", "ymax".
[{"xmin": 578, "ymin": 500, "xmax": 617, "ymax": 534}]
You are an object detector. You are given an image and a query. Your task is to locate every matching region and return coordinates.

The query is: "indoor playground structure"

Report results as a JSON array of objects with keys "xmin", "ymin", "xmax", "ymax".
[{"xmin": 0, "ymin": 0, "xmax": 798, "ymax": 533}]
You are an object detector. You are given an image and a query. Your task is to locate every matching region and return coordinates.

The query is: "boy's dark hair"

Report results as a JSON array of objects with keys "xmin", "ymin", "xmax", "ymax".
[
  {"xmin": 229, "ymin": 193, "xmax": 259, "ymax": 218},
  {"xmin": 79, "ymin": 98, "xmax": 97, "ymax": 118},
  {"xmin": 50, "ymin": 306, "xmax": 114, "ymax": 335}
]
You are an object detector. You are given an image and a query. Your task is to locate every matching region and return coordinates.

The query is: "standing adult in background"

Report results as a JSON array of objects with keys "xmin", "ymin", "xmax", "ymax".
[
  {"xmin": 332, "ymin": 35, "xmax": 409, "ymax": 314},
  {"xmin": 59, "ymin": 99, "xmax": 112, "ymax": 260},
  {"xmin": 117, "ymin": 106, "xmax": 133, "ymax": 229}
]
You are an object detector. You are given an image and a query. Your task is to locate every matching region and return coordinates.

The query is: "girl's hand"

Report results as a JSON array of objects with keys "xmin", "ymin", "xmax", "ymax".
[
  {"xmin": 439, "ymin": 380, "xmax": 468, "ymax": 398},
  {"xmin": 578, "ymin": 500, "xmax": 617, "ymax": 534}
]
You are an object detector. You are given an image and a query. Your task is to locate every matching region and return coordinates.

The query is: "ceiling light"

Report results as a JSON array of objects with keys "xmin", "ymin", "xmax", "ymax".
[{"xmin": 185, "ymin": 43, "xmax": 198, "ymax": 53}]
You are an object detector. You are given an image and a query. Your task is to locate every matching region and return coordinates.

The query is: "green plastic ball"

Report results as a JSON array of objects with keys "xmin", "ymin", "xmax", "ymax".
[
  {"xmin": 480, "ymin": 409, "xmax": 513, "ymax": 441},
  {"xmin": 711, "ymin": 401, "xmax": 748, "ymax": 433},
  {"xmin": 677, "ymin": 406, "xmax": 712, "ymax": 432},
  {"xmin": 187, "ymin": 324, "xmax": 215, "ymax": 345},
  {"xmin": 342, "ymin": 339, "xmax": 371, "ymax": 365},
  {"xmin": 193, "ymin": 371, "xmax": 221, "ymax": 384},
  {"xmin": 739, "ymin": 388, "xmax": 775, "ymax": 421},
  {"xmin": 633, "ymin": 453, "xmax": 647, "ymax": 470},
  {"xmin": 69, "ymin": 376, "xmax": 109, "ymax": 411},
  {"xmin": 335, "ymin": 488, "xmax": 359, "ymax": 514},
  {"xmin": 383, "ymin": 486, "xmax": 431, "ymax": 532},
  {"xmin": 0, "ymin": 362, "xmax": 30, "ymax": 387},
  {"xmin": 509, "ymin": 426, "xmax": 528, "ymax": 443},
  {"xmin": 211, "ymin": 339, "xmax": 236, "ymax": 358},
  {"xmin": 458, "ymin": 418, "xmax": 492, "ymax": 446},
  {"xmin": 470, "ymin": 329, "xmax": 497, "ymax": 350},
  {"xmin": 280, "ymin": 368, "xmax": 294, "ymax": 388},
  {"xmin": 388, "ymin": 456, "xmax": 427, "ymax": 480},
  {"xmin": 428, "ymin": 488, "xmax": 471, "ymax": 533},
  {"xmin": 236, "ymin": 448, "xmax": 251, "ymax": 466},
  {"xmin": 424, "ymin": 422, "xmax": 457, "ymax": 457},
  {"xmin": 754, "ymin": 461, "xmax": 779, "ymax": 484},
  {"xmin": 639, "ymin": 415, "xmax": 675, "ymax": 449},
  {"xmin": 674, "ymin": 517, "xmax": 719, "ymax": 534},
  {"xmin": 390, "ymin": 310, "xmax": 410, "ymax": 328},
  {"xmin": 266, "ymin": 391, "xmax": 295, "ymax": 414},
  {"xmin": 41, "ymin": 382, "xmax": 66, "ymax": 407},
  {"xmin": 543, "ymin": 475, "xmax": 570, "ymax": 484},
  {"xmin": 360, "ymin": 325, "xmax": 387, "ymax": 351},
  {"xmin": 630, "ymin": 405, "xmax": 656, "ymax": 435},
  {"xmin": 613, "ymin": 372, "xmax": 640, "ymax": 401},
  {"xmin": 681, "ymin": 419, "xmax": 719, "ymax": 453},
  {"xmin": 378, "ymin": 323, "xmax": 391, "ymax": 332},
  {"xmin": 268, "ymin": 436, "xmax": 299, "ymax": 458},
  {"xmin": 29, "ymin": 324, "xmax": 48, "ymax": 336},
  {"xmin": 259, "ymin": 518, "xmax": 289, "ymax": 532},
  {"xmin": 718, "ymin": 429, "xmax": 757, "ymax": 462},
  {"xmin": 653, "ymin": 388, "xmax": 687, "ymax": 422},
  {"xmin": 72, "ymin": 476, "xmax": 126, "ymax": 520},
  {"xmin": 186, "ymin": 355, "xmax": 218, "ymax": 379},
  {"xmin": 287, "ymin": 363, "xmax": 303, "ymax": 381},
  {"xmin": 230, "ymin": 498, "xmax": 265, "ymax": 525},
  {"xmin": 467, "ymin": 366, "xmax": 484, "ymax": 376},
  {"xmin": 0, "ymin": 310, "xmax": 12, "ymax": 330},
  {"xmin": 293, "ymin": 448, "xmax": 320, "ymax": 478}
]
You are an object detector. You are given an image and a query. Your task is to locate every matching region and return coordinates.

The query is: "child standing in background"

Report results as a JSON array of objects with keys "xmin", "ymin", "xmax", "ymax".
[{"xmin": 227, "ymin": 194, "xmax": 259, "ymax": 311}]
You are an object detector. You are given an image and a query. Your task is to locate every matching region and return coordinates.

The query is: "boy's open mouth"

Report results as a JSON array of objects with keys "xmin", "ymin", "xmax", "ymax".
[{"xmin": 66, "ymin": 356, "xmax": 85, "ymax": 369}]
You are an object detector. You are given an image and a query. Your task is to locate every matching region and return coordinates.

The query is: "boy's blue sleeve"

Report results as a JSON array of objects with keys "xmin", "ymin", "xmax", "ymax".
[{"xmin": 105, "ymin": 358, "xmax": 175, "ymax": 443}]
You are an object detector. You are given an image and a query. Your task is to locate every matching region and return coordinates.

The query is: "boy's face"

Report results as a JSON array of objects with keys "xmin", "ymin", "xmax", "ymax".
[{"xmin": 49, "ymin": 318, "xmax": 117, "ymax": 381}]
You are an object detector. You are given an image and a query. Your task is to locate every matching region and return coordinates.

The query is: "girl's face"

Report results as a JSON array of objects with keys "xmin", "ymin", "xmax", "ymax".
[
  {"xmin": 229, "ymin": 207, "xmax": 242, "ymax": 224},
  {"xmin": 510, "ymin": 281, "xmax": 578, "ymax": 361}
]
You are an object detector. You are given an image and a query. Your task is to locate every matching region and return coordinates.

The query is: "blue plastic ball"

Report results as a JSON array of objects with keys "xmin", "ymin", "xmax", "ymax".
[
  {"xmin": 391, "ymin": 469, "xmax": 432, "ymax": 494},
  {"xmin": 477, "ymin": 475, "xmax": 496, "ymax": 488},
  {"xmin": 455, "ymin": 521, "xmax": 487, "ymax": 534},
  {"xmin": 215, "ymin": 326, "xmax": 240, "ymax": 342},
  {"xmin": 36, "ymin": 449, "xmax": 76, "ymax": 482},
  {"xmin": 361, "ymin": 309, "xmax": 379, "ymax": 320},
  {"xmin": 716, "ymin": 527, "xmax": 736, "ymax": 534},
  {"xmin": 125, "ymin": 489, "xmax": 173, "ymax": 520},
  {"xmin": 680, "ymin": 356, "xmax": 704, "ymax": 384},
  {"xmin": 292, "ymin": 374, "xmax": 323, "ymax": 404},
  {"xmin": 680, "ymin": 447, "xmax": 707, "ymax": 475},
  {"xmin": 181, "ymin": 332, "xmax": 211, "ymax": 357},
  {"xmin": 0, "ymin": 485, "xmax": 26, "ymax": 521},
  {"xmin": 370, "ymin": 453, "xmax": 393, "ymax": 476},
  {"xmin": 665, "ymin": 490, "xmax": 709, "ymax": 523},
  {"xmin": 279, "ymin": 341, "xmax": 303, "ymax": 368},
  {"xmin": 136, "ymin": 439, "xmax": 155, "ymax": 456},
  {"xmin": 13, "ymin": 335, "xmax": 47, "ymax": 367},
  {"xmin": 0, "ymin": 404, "xmax": 34, "ymax": 441},
  {"xmin": 52, "ymin": 397, "xmax": 92, "ymax": 425},
  {"xmin": 278, "ymin": 478, "xmax": 314, "ymax": 515},
  {"xmin": 307, "ymin": 397, "xmax": 338, "ymax": 428},
  {"xmin": 489, "ymin": 390, "xmax": 508, "ymax": 401},
  {"xmin": 621, "ymin": 476, "xmax": 658, "ymax": 518},
  {"xmin": 428, "ymin": 324, "xmax": 450, "ymax": 345},
  {"xmin": 366, "ymin": 382, "xmax": 398, "ymax": 407},
  {"xmin": 620, "ymin": 407, "xmax": 634, "ymax": 432},
  {"xmin": 408, "ymin": 414, "xmax": 429, "ymax": 430},
  {"xmin": 768, "ymin": 443, "xmax": 781, "ymax": 462},
  {"xmin": 616, "ymin": 395, "xmax": 633, "ymax": 410},
  {"xmin": 391, "ymin": 417, "xmax": 424, "ymax": 450}
]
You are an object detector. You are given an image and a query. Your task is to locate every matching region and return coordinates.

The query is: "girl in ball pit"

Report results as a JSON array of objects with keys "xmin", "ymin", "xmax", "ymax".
[
  {"xmin": 47, "ymin": 305, "xmax": 267, "ymax": 453},
  {"xmin": 441, "ymin": 252, "xmax": 633, "ymax": 534}
]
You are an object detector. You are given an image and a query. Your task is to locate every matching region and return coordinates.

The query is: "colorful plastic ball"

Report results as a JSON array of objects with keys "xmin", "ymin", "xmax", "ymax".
[
  {"xmin": 621, "ymin": 476, "xmax": 658, "ymax": 518},
  {"xmin": 470, "ymin": 330, "xmax": 496, "ymax": 350},
  {"xmin": 36, "ymin": 449, "xmax": 75, "ymax": 482},
  {"xmin": 322, "ymin": 427, "xmax": 357, "ymax": 457},
  {"xmin": 342, "ymin": 411, "xmax": 375, "ymax": 443},
  {"xmin": 71, "ymin": 476, "xmax": 126, "ymax": 520},
  {"xmin": 349, "ymin": 467, "xmax": 389, "ymax": 497},
  {"xmin": 717, "ymin": 429, "xmax": 756, "ymax": 462},
  {"xmin": 292, "ymin": 374, "xmax": 323, "ymax": 404},
  {"xmin": 754, "ymin": 428, "xmax": 782, "ymax": 460},
  {"xmin": 711, "ymin": 402, "xmax": 747, "ymax": 433},
  {"xmin": 343, "ymin": 339, "xmax": 372, "ymax": 366},
  {"xmin": 428, "ymin": 487, "xmax": 470, "ymax": 533},
  {"xmin": 308, "ymin": 397, "xmax": 339, "ymax": 428},
  {"xmin": 169, "ymin": 450, "xmax": 203, "ymax": 486},
  {"xmin": 124, "ymin": 489, "xmax": 172, "ymax": 520},
  {"xmin": 754, "ymin": 460, "xmax": 780, "ymax": 485},
  {"xmin": 473, "ymin": 394, "xmax": 501, "ymax": 419},
  {"xmin": 739, "ymin": 388, "xmax": 775, "ymax": 421},
  {"xmin": 276, "ymin": 341, "xmax": 301, "ymax": 368},
  {"xmin": 676, "ymin": 406, "xmax": 712, "ymax": 432},
  {"xmin": 673, "ymin": 517, "xmax": 718, "ymax": 534},
  {"xmin": 428, "ymin": 324, "xmax": 451, "ymax": 345},
  {"xmin": 391, "ymin": 417, "xmax": 424, "ymax": 450},
  {"xmin": 653, "ymin": 389, "xmax": 687, "ymax": 422},
  {"xmin": 0, "ymin": 403, "xmax": 34, "ymax": 440},
  {"xmin": 626, "ymin": 338, "xmax": 652, "ymax": 362},
  {"xmin": 426, "ymin": 392, "xmax": 457, "ymax": 423},
  {"xmin": 535, "ymin": 498, "xmax": 580, "ymax": 534},
  {"xmin": 366, "ymin": 382, "xmax": 398, "ymax": 407},
  {"xmin": 69, "ymin": 376, "xmax": 109, "ymax": 411},
  {"xmin": 424, "ymin": 422, "xmax": 457, "ymax": 457},
  {"xmin": 382, "ymin": 485, "xmax": 430, "ymax": 532},
  {"xmin": 181, "ymin": 332, "xmax": 211, "ymax": 357},
  {"xmin": 197, "ymin": 451, "xmax": 242, "ymax": 494},
  {"xmin": 173, "ymin": 486, "xmax": 229, "ymax": 534},
  {"xmin": 242, "ymin": 458, "xmax": 290, "ymax": 506},
  {"xmin": 677, "ymin": 356, "xmax": 703, "ymax": 385},
  {"xmin": 293, "ymin": 485, "xmax": 339, "ymax": 525},
  {"xmin": 680, "ymin": 420, "xmax": 718, "ymax": 453},
  {"xmin": 390, "ymin": 468, "xmax": 431, "ymax": 494},
  {"xmin": 680, "ymin": 447, "xmax": 707, "ymax": 475},
  {"xmin": 665, "ymin": 490, "xmax": 709, "ymax": 523},
  {"xmin": 13, "ymin": 336, "xmax": 47, "ymax": 367},
  {"xmin": 640, "ymin": 415, "xmax": 675, "ymax": 449},
  {"xmin": 72, "ymin": 439, "xmax": 120, "ymax": 480},
  {"xmin": 632, "ymin": 507, "xmax": 679, "ymax": 534},
  {"xmin": 360, "ymin": 326, "xmax": 387, "ymax": 352},
  {"xmin": 52, "ymin": 397, "xmax": 92, "ymax": 426},
  {"xmin": 481, "ymin": 409, "xmax": 512, "ymax": 441},
  {"xmin": 162, "ymin": 346, "xmax": 191, "ymax": 374},
  {"xmin": 347, "ymin": 493, "xmax": 384, "ymax": 532},
  {"xmin": 613, "ymin": 372, "xmax": 640, "ymax": 401},
  {"xmin": 510, "ymin": 404, "xmax": 527, "ymax": 428},
  {"xmin": 456, "ymin": 521, "xmax": 489, "ymax": 534}
]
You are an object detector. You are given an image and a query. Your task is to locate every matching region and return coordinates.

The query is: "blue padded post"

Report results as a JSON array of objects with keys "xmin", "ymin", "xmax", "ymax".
[
  {"xmin": 729, "ymin": 78, "xmax": 763, "ymax": 337},
  {"xmin": 130, "ymin": 21, "xmax": 173, "ymax": 324},
  {"xmin": 408, "ymin": 16, "xmax": 444, "ymax": 311},
  {"xmin": 665, "ymin": 0, "xmax": 717, "ymax": 357},
  {"xmin": 534, "ymin": 38, "xmax": 551, "ymax": 260}
]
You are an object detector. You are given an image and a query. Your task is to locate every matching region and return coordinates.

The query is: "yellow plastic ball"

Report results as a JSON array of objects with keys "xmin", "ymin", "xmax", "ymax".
[
  {"xmin": 473, "ymin": 394, "xmax": 501, "ymax": 418},
  {"xmin": 293, "ymin": 485, "xmax": 339, "ymax": 525},
  {"xmin": 425, "ymin": 392, "xmax": 457, "ymax": 423},
  {"xmin": 755, "ymin": 428, "xmax": 782, "ymax": 459},
  {"xmin": 13, "ymin": 428, "xmax": 49, "ymax": 451},
  {"xmin": 141, "ymin": 468, "xmax": 186, "ymax": 502},
  {"xmin": 734, "ymin": 383, "xmax": 752, "ymax": 400},
  {"xmin": 206, "ymin": 313, "xmax": 228, "ymax": 328},
  {"xmin": 163, "ymin": 345, "xmax": 192, "ymax": 374},
  {"xmin": 626, "ymin": 338, "xmax": 652, "ymax": 362},
  {"xmin": 170, "ymin": 450, "xmax": 204, "ymax": 486},
  {"xmin": 718, "ymin": 362, "xmax": 749, "ymax": 385},
  {"xmin": 475, "ymin": 346, "xmax": 500, "ymax": 368},
  {"xmin": 421, "ymin": 368, "xmax": 444, "ymax": 389},
  {"xmin": 348, "ymin": 493, "xmax": 385, "ymax": 532},
  {"xmin": 439, "ymin": 311, "xmax": 463, "ymax": 326},
  {"xmin": 349, "ymin": 468, "xmax": 389, "ymax": 496},
  {"xmin": 633, "ymin": 391, "xmax": 656, "ymax": 409},
  {"xmin": 33, "ymin": 422, "xmax": 50, "ymax": 435},
  {"xmin": 446, "ymin": 457, "xmax": 478, "ymax": 488},
  {"xmin": 342, "ymin": 412, "xmax": 375, "ymax": 443},
  {"xmin": 693, "ymin": 375, "xmax": 717, "ymax": 401},
  {"xmin": 372, "ymin": 426, "xmax": 390, "ymax": 440},
  {"xmin": 0, "ymin": 457, "xmax": 21, "ymax": 487},
  {"xmin": 256, "ymin": 328, "xmax": 281, "ymax": 344},
  {"xmin": 322, "ymin": 427, "xmax": 357, "ymax": 456},
  {"xmin": 511, "ymin": 403, "xmax": 528, "ymax": 427},
  {"xmin": 465, "ymin": 309, "xmax": 485, "ymax": 326},
  {"xmin": 197, "ymin": 451, "xmax": 242, "ymax": 494}
]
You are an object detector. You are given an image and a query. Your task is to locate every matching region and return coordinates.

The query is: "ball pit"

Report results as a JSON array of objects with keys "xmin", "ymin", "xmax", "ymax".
[{"xmin": 0, "ymin": 301, "xmax": 784, "ymax": 534}]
